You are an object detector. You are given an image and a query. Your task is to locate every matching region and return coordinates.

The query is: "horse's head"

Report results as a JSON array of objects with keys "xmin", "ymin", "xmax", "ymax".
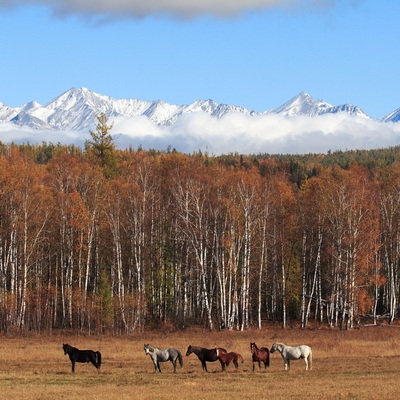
[
  {"xmin": 250, "ymin": 342, "xmax": 255, "ymax": 353},
  {"xmin": 216, "ymin": 347, "xmax": 226, "ymax": 357},
  {"xmin": 185, "ymin": 345, "xmax": 192, "ymax": 356},
  {"xmin": 271, "ymin": 342, "xmax": 284, "ymax": 353},
  {"xmin": 62, "ymin": 343, "xmax": 69, "ymax": 355},
  {"xmin": 144, "ymin": 344, "xmax": 151, "ymax": 355},
  {"xmin": 270, "ymin": 342, "xmax": 278, "ymax": 353}
]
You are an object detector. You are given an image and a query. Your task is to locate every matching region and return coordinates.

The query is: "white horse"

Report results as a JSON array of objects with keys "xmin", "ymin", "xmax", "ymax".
[{"xmin": 270, "ymin": 342, "xmax": 312, "ymax": 371}]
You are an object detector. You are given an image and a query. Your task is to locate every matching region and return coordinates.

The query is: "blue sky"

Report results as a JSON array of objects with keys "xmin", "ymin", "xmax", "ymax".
[{"xmin": 0, "ymin": 0, "xmax": 399, "ymax": 120}]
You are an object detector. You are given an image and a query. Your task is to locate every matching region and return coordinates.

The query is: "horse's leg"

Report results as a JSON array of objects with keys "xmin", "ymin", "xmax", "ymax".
[
  {"xmin": 152, "ymin": 357, "xmax": 158, "ymax": 373},
  {"xmin": 71, "ymin": 361, "xmax": 75, "ymax": 374},
  {"xmin": 172, "ymin": 359, "xmax": 177, "ymax": 373},
  {"xmin": 157, "ymin": 360, "xmax": 162, "ymax": 373},
  {"xmin": 202, "ymin": 361, "xmax": 208, "ymax": 372},
  {"xmin": 304, "ymin": 358, "xmax": 308, "ymax": 370},
  {"xmin": 89, "ymin": 354, "xmax": 97, "ymax": 370}
]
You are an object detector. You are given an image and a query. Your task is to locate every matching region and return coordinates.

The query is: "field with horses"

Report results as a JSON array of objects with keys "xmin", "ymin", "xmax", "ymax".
[{"xmin": 1, "ymin": 325, "xmax": 400, "ymax": 399}]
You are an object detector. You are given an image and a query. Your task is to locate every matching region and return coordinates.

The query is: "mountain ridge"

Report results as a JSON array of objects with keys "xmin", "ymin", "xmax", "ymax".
[{"xmin": 0, "ymin": 87, "xmax": 397, "ymax": 132}]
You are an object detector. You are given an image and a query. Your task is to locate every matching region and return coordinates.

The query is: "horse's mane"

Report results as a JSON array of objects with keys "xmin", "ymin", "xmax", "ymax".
[
  {"xmin": 251, "ymin": 342, "xmax": 268, "ymax": 349},
  {"xmin": 63, "ymin": 343, "xmax": 78, "ymax": 352}
]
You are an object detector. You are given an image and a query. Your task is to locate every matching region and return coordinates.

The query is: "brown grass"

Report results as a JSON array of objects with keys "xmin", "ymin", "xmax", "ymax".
[{"xmin": 1, "ymin": 325, "xmax": 400, "ymax": 399}]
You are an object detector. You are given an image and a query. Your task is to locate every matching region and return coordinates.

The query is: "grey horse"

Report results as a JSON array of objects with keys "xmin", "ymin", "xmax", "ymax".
[{"xmin": 144, "ymin": 344, "xmax": 183, "ymax": 373}]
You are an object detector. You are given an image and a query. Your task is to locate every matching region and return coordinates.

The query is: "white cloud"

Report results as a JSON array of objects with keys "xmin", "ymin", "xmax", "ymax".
[
  {"xmin": 2, "ymin": 113, "xmax": 396, "ymax": 155},
  {"xmin": 1, "ymin": 0, "xmax": 338, "ymax": 18},
  {"xmin": 162, "ymin": 112, "xmax": 400, "ymax": 154}
]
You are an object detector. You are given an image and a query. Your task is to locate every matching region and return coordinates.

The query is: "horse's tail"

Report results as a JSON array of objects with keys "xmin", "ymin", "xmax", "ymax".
[
  {"xmin": 308, "ymin": 348, "xmax": 312, "ymax": 370},
  {"xmin": 178, "ymin": 350, "xmax": 183, "ymax": 368},
  {"xmin": 96, "ymin": 351, "xmax": 102, "ymax": 369},
  {"xmin": 266, "ymin": 349, "xmax": 270, "ymax": 367}
]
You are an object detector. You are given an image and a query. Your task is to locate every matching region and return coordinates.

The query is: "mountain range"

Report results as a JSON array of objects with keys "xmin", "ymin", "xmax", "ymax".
[{"xmin": 1, "ymin": 87, "xmax": 399, "ymax": 133}]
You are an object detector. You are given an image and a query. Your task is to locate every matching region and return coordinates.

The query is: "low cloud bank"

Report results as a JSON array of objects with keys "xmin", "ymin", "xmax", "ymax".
[{"xmin": 2, "ymin": 112, "xmax": 399, "ymax": 155}]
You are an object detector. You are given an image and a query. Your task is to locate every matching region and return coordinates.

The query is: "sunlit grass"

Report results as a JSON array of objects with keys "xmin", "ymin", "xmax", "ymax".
[{"xmin": 1, "ymin": 325, "xmax": 400, "ymax": 399}]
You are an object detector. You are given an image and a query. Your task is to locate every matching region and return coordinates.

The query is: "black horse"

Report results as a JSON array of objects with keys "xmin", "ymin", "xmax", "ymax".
[
  {"xmin": 63, "ymin": 343, "xmax": 102, "ymax": 373},
  {"xmin": 186, "ymin": 345, "xmax": 227, "ymax": 372}
]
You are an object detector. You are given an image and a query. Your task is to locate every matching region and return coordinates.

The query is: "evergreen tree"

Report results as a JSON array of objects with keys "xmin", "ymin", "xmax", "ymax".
[
  {"xmin": 85, "ymin": 113, "xmax": 117, "ymax": 177},
  {"xmin": 98, "ymin": 270, "xmax": 113, "ymax": 333}
]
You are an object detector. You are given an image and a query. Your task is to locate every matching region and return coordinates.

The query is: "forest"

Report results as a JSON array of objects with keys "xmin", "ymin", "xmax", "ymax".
[{"xmin": 2, "ymin": 116, "xmax": 400, "ymax": 334}]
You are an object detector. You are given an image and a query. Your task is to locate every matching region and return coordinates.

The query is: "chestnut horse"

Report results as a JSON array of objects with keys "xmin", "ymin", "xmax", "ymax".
[
  {"xmin": 250, "ymin": 342, "xmax": 270, "ymax": 371},
  {"xmin": 216, "ymin": 347, "xmax": 244, "ymax": 370}
]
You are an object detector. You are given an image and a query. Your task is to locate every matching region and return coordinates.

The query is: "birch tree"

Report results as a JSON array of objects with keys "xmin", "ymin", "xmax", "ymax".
[
  {"xmin": 318, "ymin": 166, "xmax": 379, "ymax": 328},
  {"xmin": 375, "ymin": 165, "xmax": 400, "ymax": 323},
  {"xmin": 298, "ymin": 177, "xmax": 325, "ymax": 327},
  {"xmin": 172, "ymin": 162, "xmax": 215, "ymax": 330}
]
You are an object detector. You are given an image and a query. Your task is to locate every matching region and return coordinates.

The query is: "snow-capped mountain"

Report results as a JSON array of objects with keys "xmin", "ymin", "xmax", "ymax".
[
  {"xmin": 268, "ymin": 92, "xmax": 332, "ymax": 117},
  {"xmin": 1, "ymin": 87, "xmax": 261, "ymax": 131},
  {"xmin": 268, "ymin": 92, "xmax": 370, "ymax": 119},
  {"xmin": 0, "ymin": 102, "xmax": 19, "ymax": 121},
  {"xmin": 0, "ymin": 87, "xmax": 396, "ymax": 133},
  {"xmin": 381, "ymin": 108, "xmax": 400, "ymax": 123}
]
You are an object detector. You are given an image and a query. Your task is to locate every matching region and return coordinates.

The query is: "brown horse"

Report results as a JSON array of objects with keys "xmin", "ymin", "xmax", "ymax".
[
  {"xmin": 186, "ymin": 345, "xmax": 227, "ymax": 372},
  {"xmin": 250, "ymin": 342, "xmax": 270, "ymax": 371},
  {"xmin": 216, "ymin": 347, "xmax": 244, "ymax": 370}
]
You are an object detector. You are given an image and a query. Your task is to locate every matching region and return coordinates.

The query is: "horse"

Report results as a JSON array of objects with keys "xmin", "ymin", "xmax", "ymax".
[
  {"xmin": 270, "ymin": 342, "xmax": 312, "ymax": 371},
  {"xmin": 62, "ymin": 343, "xmax": 102, "ymax": 374},
  {"xmin": 144, "ymin": 344, "xmax": 183, "ymax": 373},
  {"xmin": 216, "ymin": 347, "xmax": 244, "ymax": 370},
  {"xmin": 250, "ymin": 342, "xmax": 270, "ymax": 371},
  {"xmin": 186, "ymin": 345, "xmax": 227, "ymax": 372}
]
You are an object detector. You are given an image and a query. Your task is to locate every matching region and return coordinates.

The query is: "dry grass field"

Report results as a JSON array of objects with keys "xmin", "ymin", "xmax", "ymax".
[{"xmin": 1, "ymin": 325, "xmax": 400, "ymax": 399}]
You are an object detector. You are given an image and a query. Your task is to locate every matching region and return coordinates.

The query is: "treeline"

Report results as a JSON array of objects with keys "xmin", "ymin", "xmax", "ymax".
[{"xmin": 2, "ymin": 134, "xmax": 400, "ymax": 334}]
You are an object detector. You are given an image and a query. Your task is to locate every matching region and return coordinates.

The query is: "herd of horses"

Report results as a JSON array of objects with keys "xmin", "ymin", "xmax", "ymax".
[{"xmin": 63, "ymin": 341, "xmax": 312, "ymax": 374}]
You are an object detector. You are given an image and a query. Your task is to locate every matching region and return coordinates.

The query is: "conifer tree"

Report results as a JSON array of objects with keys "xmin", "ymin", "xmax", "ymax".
[{"xmin": 85, "ymin": 113, "xmax": 117, "ymax": 177}]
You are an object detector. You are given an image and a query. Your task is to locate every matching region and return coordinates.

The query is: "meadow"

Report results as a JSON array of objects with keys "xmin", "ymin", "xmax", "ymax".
[{"xmin": 0, "ymin": 325, "xmax": 400, "ymax": 399}]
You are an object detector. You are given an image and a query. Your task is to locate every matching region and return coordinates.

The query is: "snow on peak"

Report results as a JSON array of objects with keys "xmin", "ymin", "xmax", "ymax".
[
  {"xmin": 0, "ymin": 88, "xmax": 395, "ymax": 133},
  {"xmin": 268, "ymin": 92, "xmax": 370, "ymax": 119},
  {"xmin": 381, "ymin": 107, "xmax": 400, "ymax": 123},
  {"xmin": 0, "ymin": 101, "xmax": 19, "ymax": 120},
  {"xmin": 270, "ymin": 92, "xmax": 332, "ymax": 117}
]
